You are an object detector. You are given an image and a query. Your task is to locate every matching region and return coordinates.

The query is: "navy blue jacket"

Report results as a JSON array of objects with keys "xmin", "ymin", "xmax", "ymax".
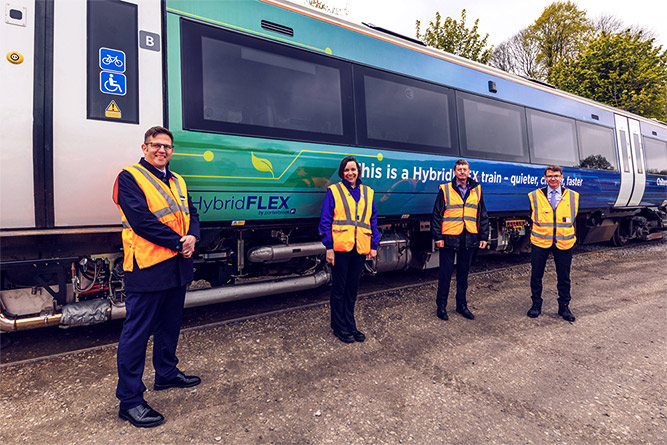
[
  {"xmin": 431, "ymin": 177, "xmax": 489, "ymax": 250},
  {"xmin": 116, "ymin": 158, "xmax": 201, "ymax": 292}
]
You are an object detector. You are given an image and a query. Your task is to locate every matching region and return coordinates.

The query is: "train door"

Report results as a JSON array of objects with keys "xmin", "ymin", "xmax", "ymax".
[
  {"xmin": 626, "ymin": 119, "xmax": 646, "ymax": 205},
  {"xmin": 50, "ymin": 0, "xmax": 163, "ymax": 226},
  {"xmin": 614, "ymin": 114, "xmax": 646, "ymax": 207}
]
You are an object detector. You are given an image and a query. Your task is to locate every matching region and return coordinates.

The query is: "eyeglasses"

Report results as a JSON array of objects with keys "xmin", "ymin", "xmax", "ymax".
[
  {"xmin": 545, "ymin": 175, "xmax": 562, "ymax": 179},
  {"xmin": 146, "ymin": 142, "xmax": 173, "ymax": 150}
]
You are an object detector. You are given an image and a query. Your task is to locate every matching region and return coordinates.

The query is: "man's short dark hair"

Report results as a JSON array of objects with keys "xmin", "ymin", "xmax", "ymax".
[
  {"xmin": 144, "ymin": 126, "xmax": 173, "ymax": 143},
  {"xmin": 545, "ymin": 165, "xmax": 563, "ymax": 175},
  {"xmin": 338, "ymin": 156, "xmax": 361, "ymax": 179},
  {"xmin": 454, "ymin": 159, "xmax": 469, "ymax": 168}
]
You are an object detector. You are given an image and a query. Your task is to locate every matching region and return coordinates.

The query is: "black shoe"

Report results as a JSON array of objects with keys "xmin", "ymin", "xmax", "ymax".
[
  {"xmin": 558, "ymin": 304, "xmax": 576, "ymax": 322},
  {"xmin": 351, "ymin": 329, "xmax": 366, "ymax": 342},
  {"xmin": 436, "ymin": 307, "xmax": 449, "ymax": 320},
  {"xmin": 527, "ymin": 302, "xmax": 542, "ymax": 318},
  {"xmin": 154, "ymin": 371, "xmax": 201, "ymax": 391},
  {"xmin": 119, "ymin": 402, "xmax": 164, "ymax": 428},
  {"xmin": 333, "ymin": 330, "xmax": 355, "ymax": 343},
  {"xmin": 456, "ymin": 306, "xmax": 475, "ymax": 320}
]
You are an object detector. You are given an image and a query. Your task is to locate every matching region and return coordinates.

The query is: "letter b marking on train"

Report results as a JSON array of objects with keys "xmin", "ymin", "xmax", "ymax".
[{"xmin": 139, "ymin": 31, "xmax": 161, "ymax": 52}]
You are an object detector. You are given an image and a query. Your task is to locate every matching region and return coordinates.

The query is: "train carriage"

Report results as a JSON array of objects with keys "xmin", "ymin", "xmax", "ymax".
[{"xmin": 1, "ymin": 0, "xmax": 666, "ymax": 332}]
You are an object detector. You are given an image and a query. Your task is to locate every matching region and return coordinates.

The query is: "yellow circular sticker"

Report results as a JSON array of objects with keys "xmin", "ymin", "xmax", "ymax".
[{"xmin": 7, "ymin": 52, "xmax": 24, "ymax": 64}]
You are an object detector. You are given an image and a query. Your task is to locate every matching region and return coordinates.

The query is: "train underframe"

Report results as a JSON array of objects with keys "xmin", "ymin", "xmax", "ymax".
[{"xmin": 1, "ymin": 206, "xmax": 665, "ymax": 332}]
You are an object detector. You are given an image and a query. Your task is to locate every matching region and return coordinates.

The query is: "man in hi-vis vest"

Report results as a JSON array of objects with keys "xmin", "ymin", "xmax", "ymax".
[
  {"xmin": 527, "ymin": 165, "xmax": 579, "ymax": 322},
  {"xmin": 431, "ymin": 159, "xmax": 489, "ymax": 321},
  {"xmin": 112, "ymin": 126, "xmax": 201, "ymax": 428}
]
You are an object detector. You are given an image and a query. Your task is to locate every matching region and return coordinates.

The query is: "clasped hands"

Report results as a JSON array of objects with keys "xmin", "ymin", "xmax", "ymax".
[{"xmin": 180, "ymin": 235, "xmax": 197, "ymax": 258}]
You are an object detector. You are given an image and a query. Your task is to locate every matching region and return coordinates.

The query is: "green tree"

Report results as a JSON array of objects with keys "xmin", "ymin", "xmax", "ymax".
[
  {"xmin": 525, "ymin": 1, "xmax": 592, "ymax": 81},
  {"xmin": 416, "ymin": 9, "xmax": 492, "ymax": 64},
  {"xmin": 550, "ymin": 30, "xmax": 667, "ymax": 120}
]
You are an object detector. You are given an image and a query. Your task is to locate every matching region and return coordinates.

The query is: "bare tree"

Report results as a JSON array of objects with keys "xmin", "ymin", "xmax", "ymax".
[
  {"xmin": 491, "ymin": 29, "xmax": 544, "ymax": 79},
  {"xmin": 590, "ymin": 13, "xmax": 624, "ymax": 35},
  {"xmin": 490, "ymin": 41, "xmax": 514, "ymax": 72},
  {"xmin": 590, "ymin": 13, "xmax": 657, "ymax": 41}
]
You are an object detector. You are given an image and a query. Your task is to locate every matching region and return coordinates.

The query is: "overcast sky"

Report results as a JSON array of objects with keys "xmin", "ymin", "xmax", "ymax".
[{"xmin": 297, "ymin": 0, "xmax": 666, "ymax": 48}]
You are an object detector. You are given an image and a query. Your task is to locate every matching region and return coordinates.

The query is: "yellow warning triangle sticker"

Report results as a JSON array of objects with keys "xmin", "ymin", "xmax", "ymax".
[{"xmin": 105, "ymin": 100, "xmax": 121, "ymax": 118}]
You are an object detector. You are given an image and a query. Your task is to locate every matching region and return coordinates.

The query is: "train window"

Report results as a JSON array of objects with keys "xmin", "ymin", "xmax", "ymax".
[
  {"xmin": 633, "ymin": 133, "xmax": 643, "ymax": 174},
  {"xmin": 456, "ymin": 92, "xmax": 529, "ymax": 162},
  {"xmin": 644, "ymin": 137, "xmax": 667, "ymax": 175},
  {"xmin": 576, "ymin": 122, "xmax": 617, "ymax": 171},
  {"xmin": 528, "ymin": 109, "xmax": 578, "ymax": 166},
  {"xmin": 180, "ymin": 19, "xmax": 354, "ymax": 144},
  {"xmin": 354, "ymin": 67, "xmax": 457, "ymax": 155},
  {"xmin": 619, "ymin": 130, "xmax": 630, "ymax": 173}
]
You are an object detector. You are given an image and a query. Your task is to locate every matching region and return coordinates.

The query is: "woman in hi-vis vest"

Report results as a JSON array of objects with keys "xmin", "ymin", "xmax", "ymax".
[{"xmin": 319, "ymin": 157, "xmax": 381, "ymax": 343}]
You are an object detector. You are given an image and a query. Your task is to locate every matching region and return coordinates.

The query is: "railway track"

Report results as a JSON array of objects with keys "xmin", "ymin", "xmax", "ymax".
[{"xmin": 0, "ymin": 241, "xmax": 654, "ymax": 367}]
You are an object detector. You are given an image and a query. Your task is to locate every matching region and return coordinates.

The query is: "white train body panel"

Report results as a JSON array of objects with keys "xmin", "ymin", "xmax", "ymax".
[{"xmin": 1, "ymin": 0, "xmax": 36, "ymax": 228}]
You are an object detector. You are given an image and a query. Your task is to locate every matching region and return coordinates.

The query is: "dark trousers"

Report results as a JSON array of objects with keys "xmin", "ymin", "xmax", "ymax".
[
  {"xmin": 530, "ymin": 244, "xmax": 573, "ymax": 305},
  {"xmin": 330, "ymin": 250, "xmax": 366, "ymax": 333},
  {"xmin": 116, "ymin": 285, "xmax": 186, "ymax": 410},
  {"xmin": 436, "ymin": 244, "xmax": 476, "ymax": 309}
]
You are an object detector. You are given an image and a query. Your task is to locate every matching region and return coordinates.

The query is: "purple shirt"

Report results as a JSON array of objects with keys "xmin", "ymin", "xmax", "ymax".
[{"xmin": 318, "ymin": 178, "xmax": 380, "ymax": 250}]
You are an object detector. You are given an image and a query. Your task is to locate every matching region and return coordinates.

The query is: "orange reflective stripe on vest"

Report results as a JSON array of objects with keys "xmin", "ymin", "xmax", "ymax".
[
  {"xmin": 115, "ymin": 164, "xmax": 191, "ymax": 271},
  {"xmin": 330, "ymin": 182, "xmax": 374, "ymax": 255},
  {"xmin": 440, "ymin": 183, "xmax": 480, "ymax": 235},
  {"xmin": 529, "ymin": 188, "xmax": 579, "ymax": 250}
]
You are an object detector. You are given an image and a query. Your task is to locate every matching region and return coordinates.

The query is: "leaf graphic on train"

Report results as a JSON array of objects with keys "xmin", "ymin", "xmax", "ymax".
[{"xmin": 251, "ymin": 152, "xmax": 275, "ymax": 178}]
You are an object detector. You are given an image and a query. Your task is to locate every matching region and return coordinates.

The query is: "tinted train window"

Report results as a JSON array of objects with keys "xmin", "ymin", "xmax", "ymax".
[
  {"xmin": 528, "ymin": 109, "xmax": 578, "ymax": 166},
  {"xmin": 355, "ymin": 67, "xmax": 457, "ymax": 154},
  {"xmin": 644, "ymin": 137, "xmax": 667, "ymax": 175},
  {"xmin": 618, "ymin": 130, "xmax": 630, "ymax": 173},
  {"xmin": 576, "ymin": 122, "xmax": 617, "ymax": 171},
  {"xmin": 180, "ymin": 19, "xmax": 354, "ymax": 144},
  {"xmin": 633, "ymin": 133, "xmax": 644, "ymax": 174},
  {"xmin": 456, "ymin": 92, "xmax": 528, "ymax": 162}
]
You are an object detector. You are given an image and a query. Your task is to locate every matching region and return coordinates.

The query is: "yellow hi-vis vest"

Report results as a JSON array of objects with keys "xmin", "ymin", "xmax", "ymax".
[
  {"xmin": 529, "ymin": 187, "xmax": 579, "ymax": 250},
  {"xmin": 440, "ymin": 182, "xmax": 480, "ymax": 235},
  {"xmin": 114, "ymin": 164, "xmax": 191, "ymax": 271},
  {"xmin": 329, "ymin": 182, "xmax": 374, "ymax": 255}
]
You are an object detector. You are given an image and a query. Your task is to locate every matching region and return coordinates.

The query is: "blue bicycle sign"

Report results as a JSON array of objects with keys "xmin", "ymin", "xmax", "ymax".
[
  {"xmin": 99, "ymin": 47, "xmax": 125, "ymax": 73},
  {"xmin": 100, "ymin": 71, "xmax": 126, "ymax": 96}
]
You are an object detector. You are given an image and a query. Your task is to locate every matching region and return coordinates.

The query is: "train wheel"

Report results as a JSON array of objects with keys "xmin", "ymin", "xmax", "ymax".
[{"xmin": 611, "ymin": 224, "xmax": 629, "ymax": 247}]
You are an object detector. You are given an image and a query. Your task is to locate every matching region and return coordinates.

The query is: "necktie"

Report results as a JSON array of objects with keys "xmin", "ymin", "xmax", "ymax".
[{"xmin": 550, "ymin": 190, "xmax": 558, "ymax": 209}]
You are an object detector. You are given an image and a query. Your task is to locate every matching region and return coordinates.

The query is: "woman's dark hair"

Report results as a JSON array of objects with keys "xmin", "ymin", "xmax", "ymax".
[{"xmin": 338, "ymin": 156, "xmax": 361, "ymax": 179}]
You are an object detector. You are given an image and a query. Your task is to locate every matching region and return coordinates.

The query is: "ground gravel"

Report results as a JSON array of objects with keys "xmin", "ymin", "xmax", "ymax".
[{"xmin": 1, "ymin": 242, "xmax": 665, "ymax": 444}]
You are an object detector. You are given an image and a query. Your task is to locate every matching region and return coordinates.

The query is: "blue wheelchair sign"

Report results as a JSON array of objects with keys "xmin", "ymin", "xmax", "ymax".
[
  {"xmin": 100, "ymin": 71, "xmax": 126, "ymax": 96},
  {"xmin": 99, "ymin": 47, "xmax": 126, "ymax": 73}
]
